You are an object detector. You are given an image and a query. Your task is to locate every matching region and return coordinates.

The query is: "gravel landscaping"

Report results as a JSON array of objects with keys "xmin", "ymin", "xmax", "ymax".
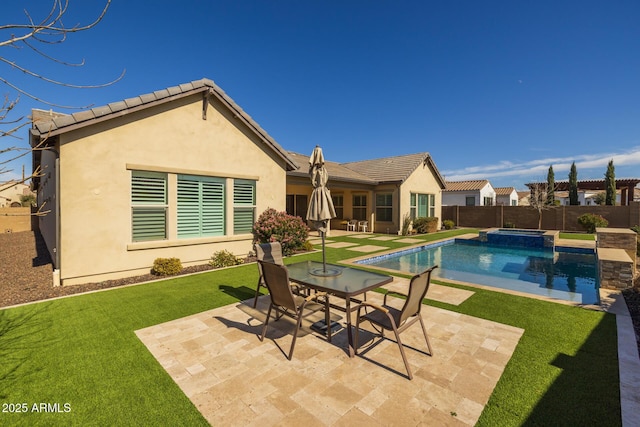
[{"xmin": 2, "ymin": 230, "xmax": 640, "ymax": 356}]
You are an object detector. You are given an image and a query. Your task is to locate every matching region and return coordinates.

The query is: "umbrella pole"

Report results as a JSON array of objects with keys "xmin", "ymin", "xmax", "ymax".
[{"xmin": 321, "ymin": 229, "xmax": 327, "ymax": 272}]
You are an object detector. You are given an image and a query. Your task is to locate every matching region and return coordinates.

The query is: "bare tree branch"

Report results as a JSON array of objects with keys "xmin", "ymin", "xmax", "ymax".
[
  {"xmin": 0, "ymin": 0, "xmax": 121, "ymax": 221},
  {"xmin": 0, "ymin": 0, "xmax": 124, "ymax": 111}
]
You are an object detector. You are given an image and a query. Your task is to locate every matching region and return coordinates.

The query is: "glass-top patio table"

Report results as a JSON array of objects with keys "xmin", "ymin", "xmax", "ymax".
[{"xmin": 286, "ymin": 260, "xmax": 393, "ymax": 357}]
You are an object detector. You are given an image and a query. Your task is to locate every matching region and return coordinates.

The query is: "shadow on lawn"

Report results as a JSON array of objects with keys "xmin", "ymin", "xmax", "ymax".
[
  {"xmin": 522, "ymin": 313, "xmax": 620, "ymax": 425},
  {"xmin": 219, "ymin": 284, "xmax": 258, "ymax": 302},
  {"xmin": 0, "ymin": 303, "xmax": 57, "ymax": 399}
]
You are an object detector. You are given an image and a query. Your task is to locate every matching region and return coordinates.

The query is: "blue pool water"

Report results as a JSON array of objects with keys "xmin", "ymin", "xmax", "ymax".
[{"xmin": 357, "ymin": 240, "xmax": 599, "ymax": 304}]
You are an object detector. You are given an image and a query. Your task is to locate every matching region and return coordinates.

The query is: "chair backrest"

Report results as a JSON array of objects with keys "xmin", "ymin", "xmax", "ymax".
[
  {"xmin": 256, "ymin": 242, "xmax": 284, "ymax": 283},
  {"xmin": 256, "ymin": 242, "xmax": 284, "ymax": 265},
  {"xmin": 399, "ymin": 265, "xmax": 438, "ymax": 325},
  {"xmin": 258, "ymin": 260, "xmax": 297, "ymax": 312}
]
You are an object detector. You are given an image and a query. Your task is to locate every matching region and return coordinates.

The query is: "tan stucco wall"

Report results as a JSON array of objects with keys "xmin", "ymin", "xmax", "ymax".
[
  {"xmin": 56, "ymin": 94, "xmax": 288, "ymax": 285},
  {"xmin": 399, "ymin": 161, "xmax": 443, "ymax": 231}
]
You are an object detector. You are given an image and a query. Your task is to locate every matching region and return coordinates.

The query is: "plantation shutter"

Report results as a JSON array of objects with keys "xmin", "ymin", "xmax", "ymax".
[
  {"xmin": 234, "ymin": 180, "xmax": 255, "ymax": 234},
  {"xmin": 131, "ymin": 171, "xmax": 167, "ymax": 242},
  {"xmin": 429, "ymin": 194, "xmax": 435, "ymax": 217},
  {"xmin": 418, "ymin": 194, "xmax": 428, "ymax": 217},
  {"xmin": 177, "ymin": 175, "xmax": 225, "ymax": 238}
]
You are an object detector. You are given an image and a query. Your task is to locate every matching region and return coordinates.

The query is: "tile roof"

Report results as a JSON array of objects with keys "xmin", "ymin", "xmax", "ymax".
[
  {"xmin": 288, "ymin": 151, "xmax": 446, "ymax": 187},
  {"xmin": 342, "ymin": 152, "xmax": 441, "ymax": 184},
  {"xmin": 444, "ymin": 180, "xmax": 490, "ymax": 192},
  {"xmin": 287, "ymin": 152, "xmax": 377, "ymax": 185},
  {"xmin": 494, "ymin": 187, "xmax": 516, "ymax": 196},
  {"xmin": 30, "ymin": 79, "xmax": 298, "ymax": 171}
]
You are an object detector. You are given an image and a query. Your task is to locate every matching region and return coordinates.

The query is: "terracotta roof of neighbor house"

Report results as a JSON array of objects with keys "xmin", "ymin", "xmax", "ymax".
[
  {"xmin": 30, "ymin": 78, "xmax": 298, "ymax": 171},
  {"xmin": 525, "ymin": 178, "xmax": 640, "ymax": 191},
  {"xmin": 342, "ymin": 153, "xmax": 446, "ymax": 187},
  {"xmin": 494, "ymin": 187, "xmax": 516, "ymax": 196},
  {"xmin": 287, "ymin": 152, "xmax": 377, "ymax": 185},
  {"xmin": 444, "ymin": 180, "xmax": 491, "ymax": 192}
]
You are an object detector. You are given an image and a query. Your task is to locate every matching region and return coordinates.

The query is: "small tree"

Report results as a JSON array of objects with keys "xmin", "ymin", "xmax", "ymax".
[
  {"xmin": 546, "ymin": 165, "xmax": 555, "ymax": 206},
  {"xmin": 605, "ymin": 159, "xmax": 616, "ymax": 206},
  {"xmin": 528, "ymin": 183, "xmax": 549, "ymax": 229},
  {"xmin": 568, "ymin": 162, "xmax": 579, "ymax": 205},
  {"xmin": 593, "ymin": 192, "xmax": 606, "ymax": 206}
]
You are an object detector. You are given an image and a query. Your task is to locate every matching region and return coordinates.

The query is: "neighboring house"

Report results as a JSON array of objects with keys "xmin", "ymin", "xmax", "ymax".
[
  {"xmin": 517, "ymin": 191, "xmax": 531, "ymax": 206},
  {"xmin": 442, "ymin": 180, "xmax": 496, "ymax": 206},
  {"xmin": 286, "ymin": 152, "xmax": 446, "ymax": 234},
  {"xmin": 0, "ymin": 181, "xmax": 32, "ymax": 207},
  {"xmin": 30, "ymin": 79, "xmax": 298, "ymax": 286},
  {"xmin": 554, "ymin": 190, "xmax": 620, "ymax": 206},
  {"xmin": 495, "ymin": 187, "xmax": 518, "ymax": 206},
  {"xmin": 526, "ymin": 179, "xmax": 640, "ymax": 206}
]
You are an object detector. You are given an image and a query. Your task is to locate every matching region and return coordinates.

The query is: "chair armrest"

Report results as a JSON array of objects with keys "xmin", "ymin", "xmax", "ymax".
[
  {"xmin": 305, "ymin": 291, "xmax": 329, "ymax": 303},
  {"xmin": 356, "ymin": 301, "xmax": 389, "ymax": 314},
  {"xmin": 383, "ymin": 290, "xmax": 408, "ymax": 305}
]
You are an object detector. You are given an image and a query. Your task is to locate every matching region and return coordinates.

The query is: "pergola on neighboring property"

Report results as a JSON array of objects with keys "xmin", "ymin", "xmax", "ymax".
[{"xmin": 526, "ymin": 178, "xmax": 640, "ymax": 206}]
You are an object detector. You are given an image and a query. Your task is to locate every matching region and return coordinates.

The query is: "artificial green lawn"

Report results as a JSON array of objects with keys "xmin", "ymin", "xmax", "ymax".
[
  {"xmin": 0, "ymin": 229, "xmax": 620, "ymax": 426},
  {"xmin": 559, "ymin": 232, "xmax": 596, "ymax": 240}
]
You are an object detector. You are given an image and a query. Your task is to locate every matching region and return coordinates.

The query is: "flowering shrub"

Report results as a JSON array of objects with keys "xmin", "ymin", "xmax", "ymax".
[
  {"xmin": 253, "ymin": 208, "xmax": 310, "ymax": 256},
  {"xmin": 577, "ymin": 213, "xmax": 609, "ymax": 233}
]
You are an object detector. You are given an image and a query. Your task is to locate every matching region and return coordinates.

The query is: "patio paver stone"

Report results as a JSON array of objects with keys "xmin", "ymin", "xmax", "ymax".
[{"xmin": 136, "ymin": 292, "xmax": 523, "ymax": 426}]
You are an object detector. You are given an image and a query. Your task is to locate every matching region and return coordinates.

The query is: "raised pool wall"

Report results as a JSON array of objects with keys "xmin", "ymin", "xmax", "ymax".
[
  {"xmin": 596, "ymin": 228, "xmax": 637, "ymax": 290},
  {"xmin": 479, "ymin": 228, "xmax": 558, "ymax": 249}
]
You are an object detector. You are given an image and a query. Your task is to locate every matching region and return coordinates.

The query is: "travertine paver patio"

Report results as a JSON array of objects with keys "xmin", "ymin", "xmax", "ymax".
[
  {"xmin": 346, "ymin": 244, "xmax": 388, "ymax": 252},
  {"xmin": 325, "ymin": 241, "xmax": 361, "ymax": 248},
  {"xmin": 136, "ymin": 287, "xmax": 523, "ymax": 426}
]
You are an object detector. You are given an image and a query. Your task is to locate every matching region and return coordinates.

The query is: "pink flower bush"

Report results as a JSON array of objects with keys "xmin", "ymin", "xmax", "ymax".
[{"xmin": 252, "ymin": 208, "xmax": 310, "ymax": 256}]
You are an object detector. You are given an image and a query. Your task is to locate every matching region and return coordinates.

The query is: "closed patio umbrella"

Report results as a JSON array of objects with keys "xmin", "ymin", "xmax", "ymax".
[{"xmin": 306, "ymin": 145, "xmax": 338, "ymax": 275}]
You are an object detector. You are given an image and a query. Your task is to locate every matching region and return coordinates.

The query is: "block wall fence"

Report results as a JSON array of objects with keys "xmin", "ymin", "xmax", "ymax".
[{"xmin": 442, "ymin": 202, "xmax": 640, "ymax": 232}]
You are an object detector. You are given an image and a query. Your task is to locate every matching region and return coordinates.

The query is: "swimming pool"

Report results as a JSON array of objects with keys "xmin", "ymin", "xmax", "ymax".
[{"xmin": 356, "ymin": 240, "xmax": 599, "ymax": 304}]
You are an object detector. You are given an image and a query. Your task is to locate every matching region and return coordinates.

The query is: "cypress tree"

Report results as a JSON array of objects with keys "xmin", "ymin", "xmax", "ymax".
[
  {"xmin": 605, "ymin": 160, "xmax": 616, "ymax": 205},
  {"xmin": 568, "ymin": 162, "xmax": 579, "ymax": 205},
  {"xmin": 546, "ymin": 165, "xmax": 555, "ymax": 205}
]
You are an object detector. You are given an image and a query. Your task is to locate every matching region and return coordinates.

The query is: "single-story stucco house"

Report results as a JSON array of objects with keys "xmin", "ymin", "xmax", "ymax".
[
  {"xmin": 495, "ymin": 187, "xmax": 519, "ymax": 206},
  {"xmin": 442, "ymin": 180, "xmax": 496, "ymax": 206},
  {"xmin": 30, "ymin": 79, "xmax": 447, "ymax": 286},
  {"xmin": 31, "ymin": 79, "xmax": 298, "ymax": 286}
]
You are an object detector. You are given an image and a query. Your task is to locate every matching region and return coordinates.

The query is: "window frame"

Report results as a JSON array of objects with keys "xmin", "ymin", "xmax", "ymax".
[
  {"xmin": 177, "ymin": 174, "xmax": 226, "ymax": 239},
  {"xmin": 352, "ymin": 194, "xmax": 367, "ymax": 221},
  {"xmin": 375, "ymin": 193, "xmax": 393, "ymax": 222},
  {"xmin": 131, "ymin": 171, "xmax": 168, "ymax": 242},
  {"xmin": 332, "ymin": 194, "xmax": 344, "ymax": 219},
  {"xmin": 233, "ymin": 179, "xmax": 256, "ymax": 234},
  {"xmin": 410, "ymin": 193, "xmax": 435, "ymax": 219}
]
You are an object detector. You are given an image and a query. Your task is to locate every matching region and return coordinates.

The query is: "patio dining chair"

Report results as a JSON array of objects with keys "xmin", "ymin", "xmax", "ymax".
[
  {"xmin": 254, "ymin": 242, "xmax": 285, "ymax": 308},
  {"xmin": 358, "ymin": 220, "xmax": 368, "ymax": 232},
  {"xmin": 354, "ymin": 265, "xmax": 438, "ymax": 379},
  {"xmin": 346, "ymin": 219, "xmax": 358, "ymax": 231},
  {"xmin": 258, "ymin": 260, "xmax": 332, "ymax": 360}
]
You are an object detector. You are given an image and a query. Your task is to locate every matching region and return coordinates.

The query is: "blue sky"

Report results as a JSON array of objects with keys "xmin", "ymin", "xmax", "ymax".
[{"xmin": 2, "ymin": 0, "xmax": 639, "ymax": 190}]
